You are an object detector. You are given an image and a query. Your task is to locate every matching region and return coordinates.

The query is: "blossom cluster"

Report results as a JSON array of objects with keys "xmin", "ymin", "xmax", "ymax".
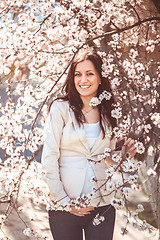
[
  {"xmin": 69, "ymin": 194, "xmax": 94, "ymax": 209},
  {"xmin": 89, "ymin": 90, "xmax": 112, "ymax": 107},
  {"xmin": 93, "ymin": 213, "xmax": 105, "ymax": 226},
  {"xmin": 134, "ymin": 141, "xmax": 145, "ymax": 154},
  {"xmin": 111, "ymin": 197, "xmax": 125, "ymax": 210},
  {"xmin": 23, "ymin": 227, "xmax": 47, "ymax": 239}
]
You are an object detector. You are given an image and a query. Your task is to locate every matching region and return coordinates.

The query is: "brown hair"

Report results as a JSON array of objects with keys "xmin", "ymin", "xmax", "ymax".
[{"xmin": 54, "ymin": 49, "xmax": 117, "ymax": 137}]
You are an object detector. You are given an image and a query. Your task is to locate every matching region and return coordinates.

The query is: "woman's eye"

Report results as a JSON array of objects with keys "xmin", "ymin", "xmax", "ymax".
[
  {"xmin": 87, "ymin": 72, "xmax": 94, "ymax": 76},
  {"xmin": 74, "ymin": 73, "xmax": 81, "ymax": 77}
]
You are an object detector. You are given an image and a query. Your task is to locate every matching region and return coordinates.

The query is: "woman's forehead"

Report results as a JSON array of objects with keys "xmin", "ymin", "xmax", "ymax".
[{"xmin": 75, "ymin": 60, "xmax": 96, "ymax": 71}]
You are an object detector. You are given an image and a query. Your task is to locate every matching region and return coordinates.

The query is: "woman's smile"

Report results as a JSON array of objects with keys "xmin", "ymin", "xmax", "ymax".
[{"xmin": 79, "ymin": 85, "xmax": 91, "ymax": 89}]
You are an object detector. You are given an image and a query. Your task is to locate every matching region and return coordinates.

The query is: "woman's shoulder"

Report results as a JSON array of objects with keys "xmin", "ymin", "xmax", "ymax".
[{"xmin": 50, "ymin": 99, "xmax": 69, "ymax": 113}]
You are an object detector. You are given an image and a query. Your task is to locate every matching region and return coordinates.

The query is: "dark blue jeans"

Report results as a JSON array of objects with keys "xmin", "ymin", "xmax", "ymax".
[{"xmin": 48, "ymin": 205, "xmax": 115, "ymax": 240}]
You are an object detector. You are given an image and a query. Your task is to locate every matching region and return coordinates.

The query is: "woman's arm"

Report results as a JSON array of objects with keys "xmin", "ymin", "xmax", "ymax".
[{"xmin": 41, "ymin": 101, "xmax": 70, "ymax": 205}]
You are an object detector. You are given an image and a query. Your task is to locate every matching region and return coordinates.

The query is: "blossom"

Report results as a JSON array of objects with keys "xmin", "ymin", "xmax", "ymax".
[
  {"xmin": 104, "ymin": 147, "xmax": 111, "ymax": 157},
  {"xmin": 128, "ymin": 174, "xmax": 138, "ymax": 183},
  {"xmin": 111, "ymin": 107, "xmax": 122, "ymax": 119},
  {"xmin": 113, "ymin": 127, "xmax": 123, "ymax": 138},
  {"xmin": 130, "ymin": 211, "xmax": 138, "ymax": 220},
  {"xmin": 17, "ymin": 206, "xmax": 24, "ymax": 212},
  {"xmin": 135, "ymin": 62, "xmax": 144, "ymax": 71},
  {"xmin": 105, "ymin": 166, "xmax": 116, "ymax": 178},
  {"xmin": 134, "ymin": 141, "xmax": 145, "ymax": 154},
  {"xmin": 136, "ymin": 204, "xmax": 144, "ymax": 212},
  {"xmin": 23, "ymin": 228, "xmax": 32, "ymax": 237},
  {"xmin": 112, "ymin": 152, "xmax": 122, "ymax": 162},
  {"xmin": 122, "ymin": 160, "xmax": 138, "ymax": 172},
  {"xmin": 111, "ymin": 77, "xmax": 121, "ymax": 88},
  {"xmin": 146, "ymin": 42, "xmax": 155, "ymax": 52},
  {"xmin": 99, "ymin": 90, "xmax": 112, "ymax": 101},
  {"xmin": 89, "ymin": 90, "xmax": 112, "ymax": 107},
  {"xmin": 105, "ymin": 129, "xmax": 112, "ymax": 137},
  {"xmin": 6, "ymin": 146, "xmax": 13, "ymax": 156},
  {"xmin": 0, "ymin": 215, "xmax": 6, "ymax": 225},
  {"xmin": 111, "ymin": 197, "xmax": 124, "ymax": 209},
  {"xmin": 93, "ymin": 213, "xmax": 105, "ymax": 226},
  {"xmin": 131, "ymin": 184, "xmax": 142, "ymax": 191},
  {"xmin": 151, "ymin": 113, "xmax": 160, "ymax": 127},
  {"xmin": 97, "ymin": 153, "xmax": 106, "ymax": 161},
  {"xmin": 147, "ymin": 146, "xmax": 155, "ymax": 156},
  {"xmin": 89, "ymin": 97, "xmax": 101, "ymax": 107},
  {"xmin": 144, "ymin": 124, "xmax": 152, "ymax": 133},
  {"xmin": 120, "ymin": 187, "xmax": 132, "ymax": 197},
  {"xmin": 114, "ymin": 179, "xmax": 123, "ymax": 188},
  {"xmin": 90, "ymin": 177, "xmax": 97, "ymax": 184},
  {"xmin": 147, "ymin": 168, "xmax": 156, "ymax": 177},
  {"xmin": 106, "ymin": 181, "xmax": 115, "ymax": 191}
]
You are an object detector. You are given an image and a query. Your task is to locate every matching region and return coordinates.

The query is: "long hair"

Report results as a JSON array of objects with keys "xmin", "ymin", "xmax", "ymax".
[{"xmin": 53, "ymin": 49, "xmax": 117, "ymax": 137}]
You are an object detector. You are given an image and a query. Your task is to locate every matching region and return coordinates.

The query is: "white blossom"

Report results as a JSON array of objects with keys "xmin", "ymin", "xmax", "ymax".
[
  {"xmin": 130, "ymin": 211, "xmax": 138, "ymax": 220},
  {"xmin": 23, "ymin": 228, "xmax": 32, "ymax": 237},
  {"xmin": 106, "ymin": 181, "xmax": 115, "ymax": 191},
  {"xmin": 151, "ymin": 113, "xmax": 160, "ymax": 127},
  {"xmin": 111, "ymin": 197, "xmax": 124, "ymax": 210},
  {"xmin": 136, "ymin": 204, "xmax": 144, "ymax": 212},
  {"xmin": 93, "ymin": 213, "xmax": 105, "ymax": 226},
  {"xmin": 131, "ymin": 183, "xmax": 142, "ymax": 191},
  {"xmin": 111, "ymin": 77, "xmax": 121, "ymax": 88},
  {"xmin": 98, "ymin": 153, "xmax": 106, "ymax": 161},
  {"xmin": 89, "ymin": 97, "xmax": 101, "ymax": 107},
  {"xmin": 144, "ymin": 124, "xmax": 152, "ymax": 133},
  {"xmin": 0, "ymin": 215, "xmax": 7, "ymax": 224},
  {"xmin": 115, "ymin": 179, "xmax": 123, "ymax": 188},
  {"xmin": 122, "ymin": 160, "xmax": 138, "ymax": 172},
  {"xmin": 113, "ymin": 127, "xmax": 123, "ymax": 138},
  {"xmin": 99, "ymin": 90, "xmax": 112, "ymax": 101},
  {"xmin": 104, "ymin": 147, "xmax": 111, "ymax": 157},
  {"xmin": 111, "ymin": 107, "xmax": 122, "ymax": 119},
  {"xmin": 120, "ymin": 187, "xmax": 132, "ymax": 197},
  {"xmin": 112, "ymin": 152, "xmax": 122, "ymax": 162},
  {"xmin": 128, "ymin": 174, "xmax": 138, "ymax": 183},
  {"xmin": 105, "ymin": 129, "xmax": 112, "ymax": 137},
  {"xmin": 147, "ymin": 146, "xmax": 155, "ymax": 156},
  {"xmin": 134, "ymin": 141, "xmax": 145, "ymax": 154},
  {"xmin": 147, "ymin": 168, "xmax": 156, "ymax": 177}
]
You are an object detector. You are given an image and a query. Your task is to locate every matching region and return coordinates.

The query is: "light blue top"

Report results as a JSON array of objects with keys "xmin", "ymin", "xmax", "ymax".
[{"xmin": 81, "ymin": 122, "xmax": 106, "ymax": 206}]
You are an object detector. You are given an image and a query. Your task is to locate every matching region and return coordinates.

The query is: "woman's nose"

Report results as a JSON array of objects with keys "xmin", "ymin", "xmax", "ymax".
[{"xmin": 80, "ymin": 75, "xmax": 87, "ymax": 83}]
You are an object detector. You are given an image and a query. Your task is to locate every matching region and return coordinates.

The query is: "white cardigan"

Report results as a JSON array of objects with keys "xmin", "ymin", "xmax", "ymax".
[{"xmin": 41, "ymin": 100, "xmax": 118, "ymax": 206}]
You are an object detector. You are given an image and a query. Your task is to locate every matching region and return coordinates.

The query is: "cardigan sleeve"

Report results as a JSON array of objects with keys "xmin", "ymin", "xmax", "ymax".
[{"xmin": 41, "ymin": 101, "xmax": 70, "ymax": 205}]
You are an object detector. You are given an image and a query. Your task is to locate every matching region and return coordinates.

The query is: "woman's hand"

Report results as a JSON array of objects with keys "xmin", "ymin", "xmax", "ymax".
[
  {"xmin": 122, "ymin": 138, "xmax": 137, "ymax": 158},
  {"xmin": 70, "ymin": 206, "xmax": 95, "ymax": 216}
]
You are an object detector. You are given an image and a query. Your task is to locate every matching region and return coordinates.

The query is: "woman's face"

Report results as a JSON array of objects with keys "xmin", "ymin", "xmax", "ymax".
[{"xmin": 74, "ymin": 60, "xmax": 101, "ymax": 100}]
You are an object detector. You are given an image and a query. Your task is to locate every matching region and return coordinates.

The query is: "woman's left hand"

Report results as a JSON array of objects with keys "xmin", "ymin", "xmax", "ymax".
[
  {"xmin": 122, "ymin": 138, "xmax": 137, "ymax": 158},
  {"xmin": 70, "ymin": 206, "xmax": 95, "ymax": 216}
]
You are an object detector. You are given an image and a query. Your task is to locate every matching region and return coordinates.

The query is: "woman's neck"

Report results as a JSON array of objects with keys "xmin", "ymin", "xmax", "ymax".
[{"xmin": 81, "ymin": 96, "xmax": 92, "ymax": 109}]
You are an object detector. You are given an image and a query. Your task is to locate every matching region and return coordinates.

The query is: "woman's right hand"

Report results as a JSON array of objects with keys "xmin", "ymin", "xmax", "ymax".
[{"xmin": 70, "ymin": 206, "xmax": 95, "ymax": 216}]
